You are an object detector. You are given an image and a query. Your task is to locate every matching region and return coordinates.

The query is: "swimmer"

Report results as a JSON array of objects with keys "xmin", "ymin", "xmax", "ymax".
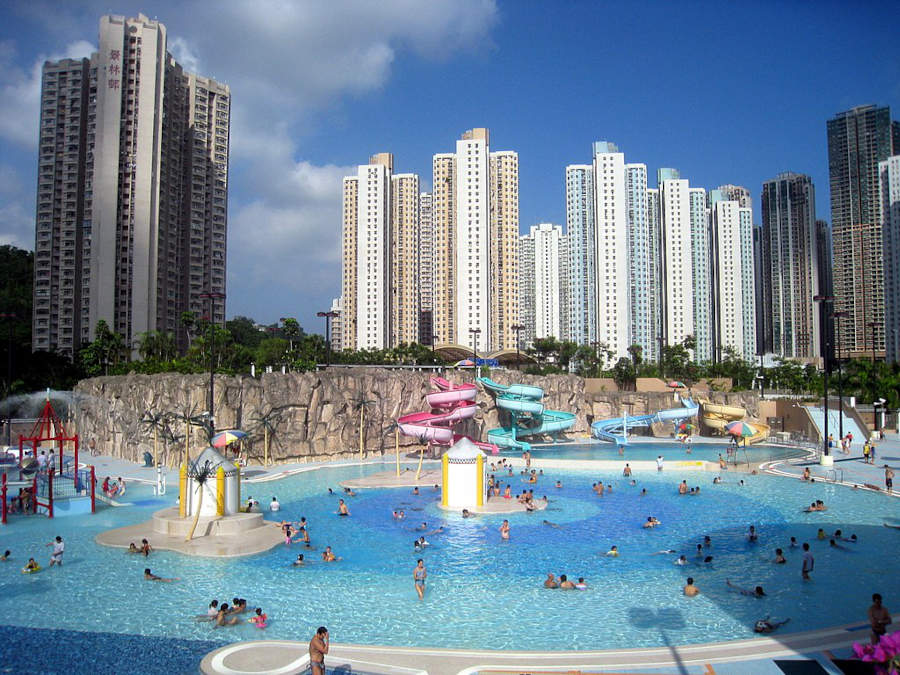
[
  {"xmin": 817, "ymin": 528, "xmax": 826, "ymax": 540},
  {"xmin": 542, "ymin": 520, "xmax": 561, "ymax": 528},
  {"xmin": 696, "ymin": 544, "xmax": 704, "ymax": 557},
  {"xmin": 416, "ymin": 522, "xmax": 428, "ymax": 531},
  {"xmin": 127, "ymin": 543, "xmax": 140, "ymax": 554},
  {"xmin": 544, "ymin": 573, "xmax": 559, "ymax": 589},
  {"xmin": 643, "ymin": 516, "xmax": 660, "ymax": 528},
  {"xmin": 213, "ymin": 603, "xmax": 239, "ymax": 627},
  {"xmin": 140, "ymin": 538, "xmax": 152, "ymax": 556},
  {"xmin": 462, "ymin": 509, "xmax": 472, "ymax": 518},
  {"xmin": 292, "ymin": 554, "xmax": 305, "ymax": 566},
  {"xmin": 23, "ymin": 558, "xmax": 39, "ymax": 572},
  {"xmin": 703, "ymin": 556, "xmax": 714, "ymax": 563},
  {"xmin": 713, "ymin": 476, "xmax": 722, "ymax": 484},
  {"xmin": 790, "ymin": 536, "xmax": 798, "ymax": 548},
  {"xmin": 748, "ymin": 525, "xmax": 758, "ymax": 542},
  {"xmin": 630, "ymin": 480, "xmax": 636, "ymax": 486},
  {"xmin": 0, "ymin": 550, "xmax": 9, "ymax": 562},
  {"xmin": 198, "ymin": 600, "xmax": 219, "ymax": 621},
  {"xmin": 654, "ymin": 549, "xmax": 677, "ymax": 555},
  {"xmin": 412, "ymin": 487, "xmax": 419, "ymax": 495},
  {"xmin": 674, "ymin": 555, "xmax": 687, "ymax": 566},
  {"xmin": 774, "ymin": 548, "xmax": 786, "ymax": 564},
  {"xmin": 829, "ymin": 538, "xmax": 849, "ymax": 550},
  {"xmin": 413, "ymin": 559, "xmax": 427, "ymax": 600},
  {"xmin": 726, "ymin": 579, "xmax": 765, "ymax": 597},
  {"xmin": 144, "ymin": 568, "xmax": 178, "ymax": 582},
  {"xmin": 704, "ymin": 536, "xmax": 711, "ymax": 547},
  {"xmin": 337, "ymin": 499, "xmax": 350, "ymax": 516},
  {"xmin": 605, "ymin": 546, "xmax": 619, "ymax": 557},
  {"xmin": 802, "ymin": 467, "xmax": 811, "ymax": 481},
  {"xmin": 555, "ymin": 480, "xmax": 562, "ymax": 488},
  {"xmin": 640, "ymin": 488, "xmax": 647, "ymax": 496},
  {"xmin": 270, "ymin": 497, "xmax": 281, "ymax": 511},
  {"xmin": 249, "ymin": 607, "xmax": 268, "ymax": 629},
  {"xmin": 623, "ymin": 463, "xmax": 632, "ymax": 477},
  {"xmin": 499, "ymin": 519, "xmax": 510, "ymax": 540},
  {"xmin": 322, "ymin": 546, "xmax": 340, "ymax": 562},
  {"xmin": 228, "ymin": 598, "xmax": 248, "ymax": 615},
  {"xmin": 559, "ymin": 574, "xmax": 576, "ymax": 589},
  {"xmin": 575, "ymin": 577, "xmax": 587, "ymax": 590},
  {"xmin": 343, "ymin": 487, "xmax": 357, "ymax": 496},
  {"xmin": 754, "ymin": 616, "xmax": 791, "ymax": 633},
  {"xmin": 684, "ymin": 577, "xmax": 699, "ymax": 596},
  {"xmin": 679, "ymin": 480, "xmax": 688, "ymax": 495}
]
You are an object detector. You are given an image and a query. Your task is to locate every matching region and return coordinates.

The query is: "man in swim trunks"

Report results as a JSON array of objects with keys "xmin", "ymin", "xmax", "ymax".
[
  {"xmin": 413, "ymin": 559, "xmax": 427, "ymax": 600},
  {"xmin": 309, "ymin": 626, "xmax": 329, "ymax": 675},
  {"xmin": 499, "ymin": 520, "xmax": 510, "ymax": 540},
  {"xmin": 726, "ymin": 579, "xmax": 765, "ymax": 596},
  {"xmin": 47, "ymin": 536, "xmax": 64, "ymax": 567},
  {"xmin": 337, "ymin": 499, "xmax": 349, "ymax": 516},
  {"xmin": 801, "ymin": 543, "xmax": 814, "ymax": 580},
  {"xmin": 886, "ymin": 465, "xmax": 894, "ymax": 493},
  {"xmin": 623, "ymin": 464, "xmax": 632, "ymax": 477},
  {"xmin": 868, "ymin": 593, "xmax": 892, "ymax": 644},
  {"xmin": 754, "ymin": 616, "xmax": 790, "ymax": 633},
  {"xmin": 684, "ymin": 577, "xmax": 699, "ymax": 596},
  {"xmin": 293, "ymin": 554, "xmax": 305, "ymax": 566},
  {"xmin": 559, "ymin": 574, "xmax": 575, "ymax": 589},
  {"xmin": 144, "ymin": 568, "xmax": 178, "ymax": 582},
  {"xmin": 544, "ymin": 573, "xmax": 558, "ymax": 588}
]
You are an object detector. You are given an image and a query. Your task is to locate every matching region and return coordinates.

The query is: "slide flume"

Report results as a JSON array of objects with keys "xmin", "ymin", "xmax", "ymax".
[
  {"xmin": 478, "ymin": 378, "xmax": 576, "ymax": 451},
  {"xmin": 591, "ymin": 398, "xmax": 700, "ymax": 446}
]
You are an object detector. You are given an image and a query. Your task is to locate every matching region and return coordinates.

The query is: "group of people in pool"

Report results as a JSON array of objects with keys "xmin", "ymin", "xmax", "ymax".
[
  {"xmin": 195, "ymin": 597, "xmax": 267, "ymax": 628},
  {"xmin": 543, "ymin": 572, "xmax": 587, "ymax": 590},
  {"xmin": 5, "ymin": 536, "xmax": 65, "ymax": 573},
  {"xmin": 101, "ymin": 476, "xmax": 125, "ymax": 498}
]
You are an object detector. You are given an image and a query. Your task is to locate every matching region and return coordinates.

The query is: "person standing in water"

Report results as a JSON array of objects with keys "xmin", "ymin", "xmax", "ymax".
[{"xmin": 413, "ymin": 559, "xmax": 427, "ymax": 600}]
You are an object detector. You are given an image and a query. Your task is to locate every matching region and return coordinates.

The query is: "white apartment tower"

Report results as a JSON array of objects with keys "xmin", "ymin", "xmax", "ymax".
[
  {"xmin": 32, "ymin": 14, "xmax": 230, "ymax": 355},
  {"xmin": 418, "ymin": 191, "xmax": 434, "ymax": 345},
  {"xmin": 626, "ymin": 164, "xmax": 652, "ymax": 360},
  {"xmin": 646, "ymin": 187, "xmax": 662, "ymax": 361},
  {"xmin": 521, "ymin": 224, "xmax": 564, "ymax": 342},
  {"xmin": 564, "ymin": 164, "xmax": 595, "ymax": 345},
  {"xmin": 391, "ymin": 172, "xmax": 420, "ymax": 346},
  {"xmin": 592, "ymin": 142, "xmax": 629, "ymax": 361},
  {"xmin": 355, "ymin": 154, "xmax": 391, "ymax": 350},
  {"xmin": 431, "ymin": 128, "xmax": 519, "ymax": 352},
  {"xmin": 658, "ymin": 169, "xmax": 695, "ymax": 351},
  {"xmin": 689, "ymin": 187, "xmax": 713, "ymax": 362},
  {"xmin": 880, "ymin": 156, "xmax": 900, "ymax": 362}
]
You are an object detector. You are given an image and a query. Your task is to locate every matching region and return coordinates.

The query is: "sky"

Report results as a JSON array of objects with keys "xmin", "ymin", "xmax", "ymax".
[{"xmin": 1, "ymin": 1, "xmax": 899, "ymax": 336}]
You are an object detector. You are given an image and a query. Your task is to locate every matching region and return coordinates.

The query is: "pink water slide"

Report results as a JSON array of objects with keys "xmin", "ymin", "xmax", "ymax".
[{"xmin": 397, "ymin": 377, "xmax": 498, "ymax": 454}]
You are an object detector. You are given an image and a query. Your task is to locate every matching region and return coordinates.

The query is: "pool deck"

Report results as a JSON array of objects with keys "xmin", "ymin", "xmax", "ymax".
[{"xmin": 199, "ymin": 621, "xmax": 869, "ymax": 675}]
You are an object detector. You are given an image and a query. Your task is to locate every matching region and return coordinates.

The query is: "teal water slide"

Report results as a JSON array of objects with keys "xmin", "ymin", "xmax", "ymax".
[
  {"xmin": 590, "ymin": 398, "xmax": 699, "ymax": 446},
  {"xmin": 477, "ymin": 378, "xmax": 576, "ymax": 451}
]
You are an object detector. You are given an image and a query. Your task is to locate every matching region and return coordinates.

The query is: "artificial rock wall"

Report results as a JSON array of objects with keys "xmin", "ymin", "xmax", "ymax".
[{"xmin": 73, "ymin": 370, "xmax": 757, "ymax": 465}]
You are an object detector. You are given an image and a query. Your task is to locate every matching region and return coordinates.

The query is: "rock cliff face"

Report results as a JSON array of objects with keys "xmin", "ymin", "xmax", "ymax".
[{"xmin": 73, "ymin": 371, "xmax": 756, "ymax": 465}]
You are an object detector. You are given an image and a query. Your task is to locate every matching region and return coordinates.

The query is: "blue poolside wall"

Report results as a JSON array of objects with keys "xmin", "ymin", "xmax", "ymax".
[{"xmin": 0, "ymin": 624, "xmax": 226, "ymax": 674}]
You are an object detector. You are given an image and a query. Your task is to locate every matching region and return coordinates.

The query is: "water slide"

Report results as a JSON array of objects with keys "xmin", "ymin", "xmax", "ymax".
[
  {"xmin": 591, "ymin": 398, "xmax": 700, "ymax": 446},
  {"xmin": 397, "ymin": 377, "xmax": 499, "ymax": 454},
  {"xmin": 700, "ymin": 400, "xmax": 769, "ymax": 444},
  {"xmin": 477, "ymin": 378, "xmax": 576, "ymax": 451}
]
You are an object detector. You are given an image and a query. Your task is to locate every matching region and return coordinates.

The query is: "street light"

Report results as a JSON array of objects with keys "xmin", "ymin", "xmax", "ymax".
[
  {"xmin": 0, "ymin": 312, "xmax": 16, "ymax": 446},
  {"xmin": 833, "ymin": 310, "xmax": 848, "ymax": 441},
  {"xmin": 867, "ymin": 321, "xmax": 878, "ymax": 364},
  {"xmin": 316, "ymin": 311, "xmax": 338, "ymax": 368},
  {"xmin": 469, "ymin": 328, "xmax": 481, "ymax": 381},
  {"xmin": 198, "ymin": 291, "xmax": 225, "ymax": 435},
  {"xmin": 813, "ymin": 295, "xmax": 834, "ymax": 462},
  {"xmin": 511, "ymin": 324, "xmax": 524, "ymax": 371}
]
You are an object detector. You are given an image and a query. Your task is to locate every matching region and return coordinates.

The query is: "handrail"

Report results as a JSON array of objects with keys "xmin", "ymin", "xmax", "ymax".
[{"xmin": 826, "ymin": 468, "xmax": 844, "ymax": 484}]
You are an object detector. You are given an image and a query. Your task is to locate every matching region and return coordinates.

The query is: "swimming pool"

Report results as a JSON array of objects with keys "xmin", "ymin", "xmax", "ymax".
[
  {"xmin": 514, "ymin": 439, "xmax": 807, "ymax": 463},
  {"xmin": 0, "ymin": 459, "xmax": 896, "ymax": 656}
]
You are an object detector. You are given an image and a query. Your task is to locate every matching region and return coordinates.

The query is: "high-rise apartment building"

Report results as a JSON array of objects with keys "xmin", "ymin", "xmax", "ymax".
[
  {"xmin": 710, "ymin": 192, "xmax": 756, "ymax": 359},
  {"xmin": 417, "ymin": 191, "xmax": 434, "ymax": 345},
  {"xmin": 689, "ymin": 187, "xmax": 712, "ymax": 363},
  {"xmin": 564, "ymin": 164, "xmax": 595, "ymax": 345},
  {"xmin": 760, "ymin": 172, "xmax": 819, "ymax": 358},
  {"xmin": 341, "ymin": 153, "xmax": 423, "ymax": 351},
  {"xmin": 658, "ymin": 169, "xmax": 694, "ymax": 351},
  {"xmin": 716, "ymin": 184, "xmax": 752, "ymax": 209},
  {"xmin": 518, "ymin": 234, "xmax": 535, "ymax": 349},
  {"xmin": 646, "ymin": 187, "xmax": 661, "ymax": 362},
  {"xmin": 33, "ymin": 14, "xmax": 230, "ymax": 355},
  {"xmin": 519, "ymin": 224, "xmax": 564, "ymax": 344},
  {"xmin": 592, "ymin": 142, "xmax": 629, "ymax": 361},
  {"xmin": 827, "ymin": 105, "xmax": 900, "ymax": 358},
  {"xmin": 880, "ymin": 156, "xmax": 900, "ymax": 362},
  {"xmin": 626, "ymin": 164, "xmax": 651, "ymax": 361},
  {"xmin": 431, "ymin": 129, "xmax": 519, "ymax": 352}
]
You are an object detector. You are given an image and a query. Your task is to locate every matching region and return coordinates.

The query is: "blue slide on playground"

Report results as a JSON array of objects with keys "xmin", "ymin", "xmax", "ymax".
[
  {"xmin": 591, "ymin": 398, "xmax": 700, "ymax": 446},
  {"xmin": 477, "ymin": 378, "xmax": 576, "ymax": 451}
]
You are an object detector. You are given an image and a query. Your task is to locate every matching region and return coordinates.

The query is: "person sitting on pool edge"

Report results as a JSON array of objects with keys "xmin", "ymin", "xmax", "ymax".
[{"xmin": 684, "ymin": 577, "xmax": 699, "ymax": 596}]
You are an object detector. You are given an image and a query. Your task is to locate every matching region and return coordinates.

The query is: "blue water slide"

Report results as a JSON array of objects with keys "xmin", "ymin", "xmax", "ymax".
[
  {"xmin": 591, "ymin": 398, "xmax": 699, "ymax": 446},
  {"xmin": 478, "ymin": 378, "xmax": 576, "ymax": 451}
]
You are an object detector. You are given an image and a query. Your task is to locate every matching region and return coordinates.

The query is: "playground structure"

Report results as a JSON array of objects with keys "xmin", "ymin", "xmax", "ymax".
[
  {"xmin": 397, "ymin": 377, "xmax": 499, "ymax": 455},
  {"xmin": 1, "ymin": 395, "xmax": 95, "ymax": 523},
  {"xmin": 700, "ymin": 400, "xmax": 769, "ymax": 444},
  {"xmin": 591, "ymin": 397, "xmax": 700, "ymax": 446},
  {"xmin": 478, "ymin": 377, "xmax": 576, "ymax": 451}
]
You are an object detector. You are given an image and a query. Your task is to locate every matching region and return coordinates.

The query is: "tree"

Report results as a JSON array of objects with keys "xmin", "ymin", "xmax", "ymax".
[
  {"xmin": 226, "ymin": 316, "xmax": 264, "ymax": 349},
  {"xmin": 611, "ymin": 357, "xmax": 636, "ymax": 390},
  {"xmin": 181, "ymin": 311, "xmax": 197, "ymax": 350},
  {"xmin": 185, "ymin": 460, "xmax": 214, "ymax": 541}
]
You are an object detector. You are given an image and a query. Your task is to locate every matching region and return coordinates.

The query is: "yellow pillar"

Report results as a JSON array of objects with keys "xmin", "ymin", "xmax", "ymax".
[
  {"xmin": 216, "ymin": 466, "xmax": 225, "ymax": 516},
  {"xmin": 476, "ymin": 454, "xmax": 484, "ymax": 507},
  {"xmin": 178, "ymin": 463, "xmax": 187, "ymax": 517},
  {"xmin": 236, "ymin": 461, "xmax": 241, "ymax": 510},
  {"xmin": 441, "ymin": 453, "xmax": 448, "ymax": 507}
]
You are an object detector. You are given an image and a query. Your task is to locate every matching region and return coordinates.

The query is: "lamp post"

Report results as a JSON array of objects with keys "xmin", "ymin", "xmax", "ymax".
[
  {"xmin": 867, "ymin": 321, "xmax": 878, "ymax": 364},
  {"xmin": 198, "ymin": 291, "xmax": 225, "ymax": 436},
  {"xmin": 813, "ymin": 295, "xmax": 834, "ymax": 464},
  {"xmin": 469, "ymin": 328, "xmax": 481, "ymax": 381},
  {"xmin": 833, "ymin": 310, "xmax": 848, "ymax": 441},
  {"xmin": 511, "ymin": 324, "xmax": 524, "ymax": 371},
  {"xmin": 316, "ymin": 311, "xmax": 338, "ymax": 368},
  {"xmin": 0, "ymin": 312, "xmax": 15, "ymax": 447}
]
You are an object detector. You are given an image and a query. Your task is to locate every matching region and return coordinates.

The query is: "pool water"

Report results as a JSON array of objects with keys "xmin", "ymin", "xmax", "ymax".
[
  {"xmin": 514, "ymin": 439, "xmax": 806, "ymax": 463},
  {"xmin": 0, "ymin": 460, "xmax": 897, "ymax": 654}
]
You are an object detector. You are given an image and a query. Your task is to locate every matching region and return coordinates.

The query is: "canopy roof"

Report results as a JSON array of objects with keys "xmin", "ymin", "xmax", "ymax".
[{"xmin": 445, "ymin": 436, "xmax": 485, "ymax": 460}]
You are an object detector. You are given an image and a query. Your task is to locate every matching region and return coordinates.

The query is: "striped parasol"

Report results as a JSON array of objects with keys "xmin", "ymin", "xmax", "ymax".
[
  {"xmin": 210, "ymin": 429, "xmax": 248, "ymax": 448},
  {"xmin": 725, "ymin": 420, "xmax": 756, "ymax": 438}
]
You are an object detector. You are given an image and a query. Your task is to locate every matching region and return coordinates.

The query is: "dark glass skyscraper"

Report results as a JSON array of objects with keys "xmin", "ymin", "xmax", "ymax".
[{"xmin": 826, "ymin": 105, "xmax": 899, "ymax": 358}]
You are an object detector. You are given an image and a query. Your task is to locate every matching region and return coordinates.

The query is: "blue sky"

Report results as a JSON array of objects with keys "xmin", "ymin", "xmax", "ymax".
[{"xmin": 1, "ymin": 1, "xmax": 898, "ymax": 336}]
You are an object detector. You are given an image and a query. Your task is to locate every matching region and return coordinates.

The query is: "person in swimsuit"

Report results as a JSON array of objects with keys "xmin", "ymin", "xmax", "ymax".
[
  {"xmin": 309, "ymin": 627, "xmax": 329, "ymax": 675},
  {"xmin": 23, "ymin": 558, "xmax": 39, "ymax": 572},
  {"xmin": 559, "ymin": 574, "xmax": 575, "ymax": 589},
  {"xmin": 413, "ymin": 559, "xmax": 427, "ymax": 600},
  {"xmin": 868, "ymin": 593, "xmax": 892, "ymax": 644},
  {"xmin": 140, "ymin": 538, "xmax": 152, "ymax": 556},
  {"xmin": 754, "ymin": 616, "xmax": 790, "ymax": 633},
  {"xmin": 47, "ymin": 536, "xmax": 64, "ymax": 566},
  {"xmin": 144, "ymin": 568, "xmax": 178, "ymax": 582},
  {"xmin": 499, "ymin": 520, "xmax": 510, "ymax": 540},
  {"xmin": 249, "ymin": 607, "xmax": 267, "ymax": 628},
  {"xmin": 544, "ymin": 572, "xmax": 558, "ymax": 588},
  {"xmin": 322, "ymin": 546, "xmax": 338, "ymax": 562},
  {"xmin": 606, "ymin": 546, "xmax": 619, "ymax": 557},
  {"xmin": 683, "ymin": 577, "xmax": 699, "ymax": 596},
  {"xmin": 292, "ymin": 554, "xmax": 305, "ymax": 566},
  {"xmin": 213, "ymin": 604, "xmax": 238, "ymax": 627},
  {"xmin": 1, "ymin": 550, "xmax": 9, "ymax": 561},
  {"xmin": 337, "ymin": 499, "xmax": 349, "ymax": 516},
  {"xmin": 774, "ymin": 548, "xmax": 786, "ymax": 564},
  {"xmin": 726, "ymin": 579, "xmax": 765, "ymax": 596},
  {"xmin": 127, "ymin": 543, "xmax": 139, "ymax": 554}
]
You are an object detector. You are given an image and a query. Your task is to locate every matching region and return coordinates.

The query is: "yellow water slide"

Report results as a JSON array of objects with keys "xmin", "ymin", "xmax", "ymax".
[{"xmin": 700, "ymin": 401, "xmax": 769, "ymax": 444}]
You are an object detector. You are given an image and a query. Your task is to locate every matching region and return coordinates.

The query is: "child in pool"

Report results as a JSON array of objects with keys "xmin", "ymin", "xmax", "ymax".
[
  {"xmin": 249, "ymin": 607, "xmax": 267, "ymax": 628},
  {"xmin": 23, "ymin": 558, "xmax": 39, "ymax": 572}
]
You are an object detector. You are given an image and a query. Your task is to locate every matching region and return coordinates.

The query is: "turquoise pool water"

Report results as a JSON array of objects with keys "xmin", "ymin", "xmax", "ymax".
[
  {"xmin": 514, "ymin": 439, "xmax": 806, "ymax": 463},
  {"xmin": 0, "ymin": 460, "xmax": 897, "ymax": 653}
]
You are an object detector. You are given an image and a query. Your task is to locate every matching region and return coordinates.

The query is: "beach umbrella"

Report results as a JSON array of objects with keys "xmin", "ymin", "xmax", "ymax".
[
  {"xmin": 725, "ymin": 420, "xmax": 756, "ymax": 438},
  {"xmin": 667, "ymin": 380, "xmax": 686, "ymax": 389},
  {"xmin": 455, "ymin": 359, "xmax": 475, "ymax": 367},
  {"xmin": 210, "ymin": 429, "xmax": 248, "ymax": 448}
]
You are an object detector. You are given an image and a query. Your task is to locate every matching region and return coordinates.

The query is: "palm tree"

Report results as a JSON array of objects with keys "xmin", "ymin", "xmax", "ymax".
[
  {"xmin": 383, "ymin": 421, "xmax": 402, "ymax": 477},
  {"xmin": 415, "ymin": 433, "xmax": 429, "ymax": 481},
  {"xmin": 140, "ymin": 410, "xmax": 167, "ymax": 467},
  {"xmin": 185, "ymin": 459, "xmax": 214, "ymax": 541}
]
